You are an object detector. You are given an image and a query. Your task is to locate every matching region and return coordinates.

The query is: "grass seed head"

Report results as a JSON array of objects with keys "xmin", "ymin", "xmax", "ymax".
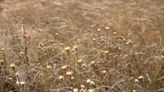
[
  {"xmin": 71, "ymin": 76, "xmax": 75, "ymax": 80},
  {"xmin": 86, "ymin": 79, "xmax": 91, "ymax": 83},
  {"xmin": 20, "ymin": 81, "xmax": 25, "ymax": 85},
  {"xmin": 90, "ymin": 81, "xmax": 95, "ymax": 85},
  {"xmin": 77, "ymin": 59, "xmax": 82, "ymax": 64},
  {"xmin": 138, "ymin": 75, "xmax": 144, "ymax": 79},
  {"xmin": 46, "ymin": 65, "xmax": 52, "ymax": 69},
  {"xmin": 16, "ymin": 80, "xmax": 20, "ymax": 85},
  {"xmin": 9, "ymin": 77, "xmax": 13, "ymax": 80},
  {"xmin": 88, "ymin": 89, "xmax": 95, "ymax": 92},
  {"xmin": 15, "ymin": 72, "xmax": 19, "ymax": 76},
  {"xmin": 66, "ymin": 71, "xmax": 73, "ymax": 76},
  {"xmin": 104, "ymin": 51, "xmax": 108, "ymax": 54},
  {"xmin": 134, "ymin": 79, "xmax": 139, "ymax": 82},
  {"xmin": 91, "ymin": 61, "xmax": 95, "ymax": 65},
  {"xmin": 81, "ymin": 63, "xmax": 86, "ymax": 67},
  {"xmin": 39, "ymin": 42, "xmax": 44, "ymax": 47},
  {"xmin": 10, "ymin": 63, "xmax": 16, "ymax": 70},
  {"xmin": 102, "ymin": 70, "xmax": 107, "ymax": 74},
  {"xmin": 161, "ymin": 55, "xmax": 164, "ymax": 59},
  {"xmin": 113, "ymin": 32, "xmax": 117, "ymax": 34},
  {"xmin": 132, "ymin": 90, "xmax": 137, "ymax": 92},
  {"xmin": 1, "ymin": 48, "xmax": 5, "ymax": 51},
  {"xmin": 126, "ymin": 39, "xmax": 132, "ymax": 45},
  {"xmin": 105, "ymin": 27, "xmax": 109, "ymax": 30},
  {"xmin": 73, "ymin": 45, "xmax": 78, "ymax": 49},
  {"xmin": 80, "ymin": 84, "xmax": 85, "ymax": 88},
  {"xmin": 130, "ymin": 77, "xmax": 134, "ymax": 80},
  {"xmin": 61, "ymin": 65, "xmax": 68, "ymax": 70},
  {"xmin": 64, "ymin": 46, "xmax": 71, "ymax": 51},
  {"xmin": 0, "ymin": 60, "xmax": 4, "ymax": 65},
  {"xmin": 97, "ymin": 28, "xmax": 101, "ymax": 32},
  {"xmin": 80, "ymin": 88, "xmax": 87, "ymax": 92},
  {"xmin": 55, "ymin": 33, "xmax": 59, "ymax": 36},
  {"xmin": 73, "ymin": 88, "xmax": 78, "ymax": 92},
  {"xmin": 59, "ymin": 75, "xmax": 64, "ymax": 80},
  {"xmin": 92, "ymin": 38, "xmax": 96, "ymax": 41},
  {"xmin": 19, "ymin": 51, "xmax": 24, "ymax": 56}
]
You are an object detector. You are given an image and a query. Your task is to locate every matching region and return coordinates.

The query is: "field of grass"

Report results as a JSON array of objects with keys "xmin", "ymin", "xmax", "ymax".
[{"xmin": 0, "ymin": 0, "xmax": 163, "ymax": 92}]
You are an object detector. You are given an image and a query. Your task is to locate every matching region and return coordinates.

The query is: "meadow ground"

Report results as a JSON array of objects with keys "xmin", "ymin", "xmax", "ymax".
[{"xmin": 0, "ymin": 0, "xmax": 164, "ymax": 92}]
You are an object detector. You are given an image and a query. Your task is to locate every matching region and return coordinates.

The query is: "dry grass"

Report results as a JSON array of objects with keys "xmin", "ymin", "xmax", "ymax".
[{"xmin": 0, "ymin": 0, "xmax": 164, "ymax": 92}]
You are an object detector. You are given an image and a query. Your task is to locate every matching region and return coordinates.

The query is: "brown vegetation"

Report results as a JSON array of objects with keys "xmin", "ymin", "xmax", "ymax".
[{"xmin": 0, "ymin": 0, "xmax": 163, "ymax": 92}]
